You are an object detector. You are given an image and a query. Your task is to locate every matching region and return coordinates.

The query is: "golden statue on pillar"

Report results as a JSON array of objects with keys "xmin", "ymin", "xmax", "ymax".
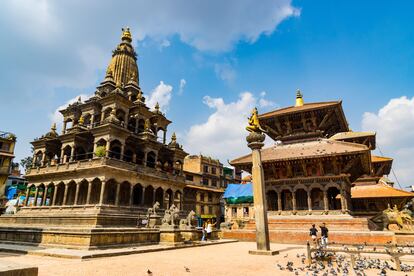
[{"xmin": 246, "ymin": 107, "xmax": 266, "ymax": 133}]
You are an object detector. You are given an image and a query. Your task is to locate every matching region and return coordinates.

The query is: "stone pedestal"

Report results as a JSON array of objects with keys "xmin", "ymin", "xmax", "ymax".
[
  {"xmin": 147, "ymin": 215, "xmax": 162, "ymax": 228},
  {"xmin": 247, "ymin": 131, "xmax": 278, "ymax": 255},
  {"xmin": 159, "ymin": 228, "xmax": 183, "ymax": 245}
]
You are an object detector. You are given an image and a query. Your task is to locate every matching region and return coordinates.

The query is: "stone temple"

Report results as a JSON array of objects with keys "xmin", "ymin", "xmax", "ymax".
[{"xmin": 0, "ymin": 28, "xmax": 194, "ymax": 248}]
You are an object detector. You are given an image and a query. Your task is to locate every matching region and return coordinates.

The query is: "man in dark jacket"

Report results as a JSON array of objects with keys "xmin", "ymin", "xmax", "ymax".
[
  {"xmin": 309, "ymin": 224, "xmax": 318, "ymax": 246},
  {"xmin": 320, "ymin": 223, "xmax": 328, "ymax": 247}
]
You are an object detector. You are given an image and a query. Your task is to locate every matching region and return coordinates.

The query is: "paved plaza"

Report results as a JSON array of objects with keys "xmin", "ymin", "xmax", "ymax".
[{"xmin": 0, "ymin": 242, "xmax": 413, "ymax": 276}]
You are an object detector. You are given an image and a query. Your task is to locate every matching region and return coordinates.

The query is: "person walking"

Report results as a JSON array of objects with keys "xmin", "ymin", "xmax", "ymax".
[
  {"xmin": 309, "ymin": 224, "xmax": 318, "ymax": 247},
  {"xmin": 320, "ymin": 223, "xmax": 329, "ymax": 247},
  {"xmin": 201, "ymin": 221, "xmax": 207, "ymax": 241},
  {"xmin": 206, "ymin": 219, "xmax": 216, "ymax": 241}
]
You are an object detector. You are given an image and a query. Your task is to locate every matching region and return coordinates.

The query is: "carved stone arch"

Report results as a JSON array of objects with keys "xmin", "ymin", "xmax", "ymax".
[
  {"xmin": 293, "ymin": 184, "xmax": 308, "ymax": 192},
  {"xmin": 324, "ymin": 181, "xmax": 341, "ymax": 191},
  {"xmin": 308, "ymin": 183, "xmax": 323, "ymax": 191}
]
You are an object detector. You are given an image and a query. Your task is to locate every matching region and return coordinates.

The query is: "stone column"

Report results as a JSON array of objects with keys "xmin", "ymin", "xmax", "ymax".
[
  {"xmin": 247, "ymin": 131, "xmax": 272, "ymax": 253},
  {"xmin": 41, "ymin": 153, "xmax": 47, "ymax": 167},
  {"xmin": 70, "ymin": 146, "xmax": 75, "ymax": 162},
  {"xmin": 74, "ymin": 183, "xmax": 80, "ymax": 205},
  {"xmin": 90, "ymin": 113, "xmax": 95, "ymax": 127},
  {"xmin": 115, "ymin": 183, "xmax": 121, "ymax": 206},
  {"xmin": 323, "ymin": 190, "xmax": 329, "ymax": 212},
  {"xmin": 132, "ymin": 153, "xmax": 137, "ymax": 163},
  {"xmin": 292, "ymin": 191, "xmax": 297, "ymax": 212},
  {"xmin": 120, "ymin": 144, "xmax": 125, "ymax": 160},
  {"xmin": 129, "ymin": 185, "xmax": 134, "ymax": 206},
  {"xmin": 42, "ymin": 187, "xmax": 48, "ymax": 206},
  {"xmin": 141, "ymin": 187, "xmax": 146, "ymax": 206},
  {"xmin": 33, "ymin": 186, "xmax": 39, "ymax": 206},
  {"xmin": 340, "ymin": 189, "xmax": 346, "ymax": 213},
  {"xmin": 62, "ymin": 184, "xmax": 68, "ymax": 205},
  {"xmin": 99, "ymin": 181, "xmax": 106, "ymax": 205},
  {"xmin": 277, "ymin": 192, "xmax": 282, "ymax": 211},
  {"xmin": 24, "ymin": 187, "xmax": 30, "ymax": 206},
  {"xmin": 307, "ymin": 191, "xmax": 312, "ymax": 212},
  {"xmin": 86, "ymin": 182, "xmax": 92, "ymax": 204},
  {"xmin": 105, "ymin": 141, "xmax": 110, "ymax": 157},
  {"xmin": 163, "ymin": 130, "xmax": 167, "ymax": 144},
  {"xmin": 52, "ymin": 186, "xmax": 58, "ymax": 206},
  {"xmin": 60, "ymin": 148, "xmax": 65, "ymax": 163},
  {"xmin": 153, "ymin": 189, "xmax": 156, "ymax": 205}
]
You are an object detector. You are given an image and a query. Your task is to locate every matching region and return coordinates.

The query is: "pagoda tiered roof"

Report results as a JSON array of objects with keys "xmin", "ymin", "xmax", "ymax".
[{"xmin": 351, "ymin": 181, "xmax": 414, "ymax": 198}]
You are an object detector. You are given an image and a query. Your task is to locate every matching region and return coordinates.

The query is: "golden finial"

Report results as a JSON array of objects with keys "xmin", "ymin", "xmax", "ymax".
[
  {"xmin": 121, "ymin": 27, "xmax": 132, "ymax": 42},
  {"xmin": 51, "ymin": 123, "xmax": 57, "ymax": 132},
  {"xmin": 171, "ymin": 132, "xmax": 177, "ymax": 141},
  {"xmin": 79, "ymin": 115, "xmax": 85, "ymax": 125},
  {"xmin": 246, "ymin": 107, "xmax": 266, "ymax": 133},
  {"xmin": 155, "ymin": 102, "xmax": 160, "ymax": 112},
  {"xmin": 295, "ymin": 89, "xmax": 304, "ymax": 107}
]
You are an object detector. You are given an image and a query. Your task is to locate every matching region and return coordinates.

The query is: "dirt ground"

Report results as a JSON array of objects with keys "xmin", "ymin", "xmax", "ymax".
[{"xmin": 0, "ymin": 242, "xmax": 412, "ymax": 276}]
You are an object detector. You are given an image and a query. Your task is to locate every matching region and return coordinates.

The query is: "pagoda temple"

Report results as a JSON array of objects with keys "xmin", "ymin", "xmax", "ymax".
[{"xmin": 225, "ymin": 91, "xmax": 414, "ymax": 244}]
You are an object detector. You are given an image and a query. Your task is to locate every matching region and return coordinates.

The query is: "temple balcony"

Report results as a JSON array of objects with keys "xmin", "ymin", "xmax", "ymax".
[{"xmin": 26, "ymin": 156, "xmax": 185, "ymax": 183}]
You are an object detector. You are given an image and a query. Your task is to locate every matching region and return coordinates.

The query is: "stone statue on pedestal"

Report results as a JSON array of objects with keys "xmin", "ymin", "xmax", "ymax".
[{"xmin": 179, "ymin": 210, "xmax": 196, "ymax": 229}]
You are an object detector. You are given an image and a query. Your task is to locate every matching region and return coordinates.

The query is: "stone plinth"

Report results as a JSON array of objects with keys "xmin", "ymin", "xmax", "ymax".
[
  {"xmin": 159, "ymin": 229, "xmax": 183, "ymax": 245},
  {"xmin": 147, "ymin": 215, "xmax": 162, "ymax": 228},
  {"xmin": 0, "ymin": 262, "xmax": 38, "ymax": 276},
  {"xmin": 248, "ymin": 249, "xmax": 279, "ymax": 256}
]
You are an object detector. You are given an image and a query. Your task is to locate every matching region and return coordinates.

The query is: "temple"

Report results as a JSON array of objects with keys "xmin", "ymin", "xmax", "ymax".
[
  {"xmin": 225, "ymin": 91, "xmax": 414, "ymax": 244},
  {"xmin": 0, "ymin": 28, "xmax": 211, "ymax": 248}
]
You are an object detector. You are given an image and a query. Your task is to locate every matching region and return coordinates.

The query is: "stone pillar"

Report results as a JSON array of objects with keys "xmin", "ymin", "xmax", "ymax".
[
  {"xmin": 115, "ymin": 183, "xmax": 121, "ymax": 206},
  {"xmin": 41, "ymin": 153, "xmax": 47, "ymax": 167},
  {"xmin": 132, "ymin": 153, "xmax": 137, "ymax": 163},
  {"xmin": 52, "ymin": 186, "xmax": 58, "ymax": 206},
  {"xmin": 277, "ymin": 192, "xmax": 282, "ymax": 211},
  {"xmin": 323, "ymin": 190, "xmax": 329, "ymax": 212},
  {"xmin": 153, "ymin": 189, "xmax": 156, "ymax": 205},
  {"xmin": 120, "ymin": 144, "xmax": 125, "ymax": 160},
  {"xmin": 105, "ymin": 141, "xmax": 111, "ymax": 157},
  {"xmin": 163, "ymin": 130, "xmax": 167, "ymax": 144},
  {"xmin": 62, "ymin": 184, "xmax": 68, "ymax": 205},
  {"xmin": 307, "ymin": 191, "xmax": 312, "ymax": 212},
  {"xmin": 24, "ymin": 187, "xmax": 30, "ymax": 206},
  {"xmin": 129, "ymin": 185, "xmax": 134, "ymax": 206},
  {"xmin": 74, "ymin": 183, "xmax": 80, "ymax": 205},
  {"xmin": 60, "ymin": 148, "xmax": 65, "ymax": 163},
  {"xmin": 292, "ymin": 191, "xmax": 297, "ymax": 212},
  {"xmin": 86, "ymin": 182, "xmax": 92, "ymax": 204},
  {"xmin": 62, "ymin": 121, "xmax": 67, "ymax": 134},
  {"xmin": 42, "ymin": 187, "xmax": 48, "ymax": 206},
  {"xmin": 340, "ymin": 189, "xmax": 346, "ymax": 213},
  {"xmin": 135, "ymin": 118, "xmax": 139, "ymax": 133},
  {"xmin": 33, "ymin": 186, "xmax": 39, "ymax": 206},
  {"xmin": 99, "ymin": 181, "xmax": 106, "ymax": 205},
  {"xmin": 247, "ymin": 131, "xmax": 272, "ymax": 253},
  {"xmin": 141, "ymin": 187, "xmax": 146, "ymax": 206},
  {"xmin": 70, "ymin": 146, "xmax": 75, "ymax": 162},
  {"xmin": 90, "ymin": 113, "xmax": 95, "ymax": 127}
]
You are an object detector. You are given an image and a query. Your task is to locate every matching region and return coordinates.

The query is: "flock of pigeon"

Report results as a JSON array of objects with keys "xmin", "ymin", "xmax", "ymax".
[{"xmin": 275, "ymin": 247, "xmax": 414, "ymax": 276}]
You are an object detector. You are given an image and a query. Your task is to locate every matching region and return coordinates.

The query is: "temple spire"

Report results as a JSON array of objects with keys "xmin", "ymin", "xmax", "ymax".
[{"xmin": 295, "ymin": 89, "xmax": 304, "ymax": 107}]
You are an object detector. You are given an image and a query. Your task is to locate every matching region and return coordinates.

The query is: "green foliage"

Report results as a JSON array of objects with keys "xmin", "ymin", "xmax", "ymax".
[
  {"xmin": 20, "ymin": 156, "xmax": 33, "ymax": 172},
  {"xmin": 95, "ymin": 146, "xmax": 106, "ymax": 157}
]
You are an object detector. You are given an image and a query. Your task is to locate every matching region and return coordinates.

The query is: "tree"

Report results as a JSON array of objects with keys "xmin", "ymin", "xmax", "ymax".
[{"xmin": 20, "ymin": 156, "xmax": 33, "ymax": 172}]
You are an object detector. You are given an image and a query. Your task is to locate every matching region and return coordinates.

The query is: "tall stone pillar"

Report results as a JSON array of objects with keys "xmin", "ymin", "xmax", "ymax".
[
  {"xmin": 24, "ymin": 187, "xmax": 30, "ymax": 206},
  {"xmin": 62, "ymin": 184, "xmax": 68, "ymax": 205},
  {"xmin": 129, "ymin": 185, "xmax": 134, "ymax": 206},
  {"xmin": 141, "ymin": 187, "xmax": 146, "ymax": 206},
  {"xmin": 246, "ymin": 129, "xmax": 276, "ymax": 255},
  {"xmin": 323, "ymin": 190, "xmax": 329, "ymax": 212},
  {"xmin": 86, "ymin": 182, "xmax": 92, "ymax": 204},
  {"xmin": 74, "ymin": 183, "xmax": 80, "ymax": 205},
  {"xmin": 52, "ymin": 186, "xmax": 58, "ymax": 206},
  {"xmin": 42, "ymin": 187, "xmax": 48, "ymax": 206},
  {"xmin": 153, "ymin": 189, "xmax": 156, "ymax": 206},
  {"xmin": 99, "ymin": 181, "xmax": 106, "ymax": 205},
  {"xmin": 33, "ymin": 186, "xmax": 39, "ymax": 206},
  {"xmin": 70, "ymin": 146, "xmax": 75, "ymax": 162},
  {"xmin": 115, "ymin": 183, "xmax": 121, "ymax": 206},
  {"xmin": 307, "ymin": 191, "xmax": 312, "ymax": 212},
  {"xmin": 277, "ymin": 192, "xmax": 282, "ymax": 212},
  {"xmin": 292, "ymin": 191, "xmax": 297, "ymax": 213}
]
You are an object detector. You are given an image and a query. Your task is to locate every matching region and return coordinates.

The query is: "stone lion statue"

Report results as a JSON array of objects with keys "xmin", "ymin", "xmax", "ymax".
[
  {"xmin": 380, "ymin": 205, "xmax": 413, "ymax": 231},
  {"xmin": 147, "ymin": 201, "xmax": 160, "ymax": 216},
  {"xmin": 180, "ymin": 210, "xmax": 196, "ymax": 227},
  {"xmin": 162, "ymin": 204, "xmax": 180, "ymax": 226}
]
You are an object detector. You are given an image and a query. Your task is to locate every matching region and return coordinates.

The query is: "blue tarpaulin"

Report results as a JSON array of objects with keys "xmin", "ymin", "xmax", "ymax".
[
  {"xmin": 223, "ymin": 183, "xmax": 253, "ymax": 204},
  {"xmin": 6, "ymin": 187, "xmax": 17, "ymax": 200}
]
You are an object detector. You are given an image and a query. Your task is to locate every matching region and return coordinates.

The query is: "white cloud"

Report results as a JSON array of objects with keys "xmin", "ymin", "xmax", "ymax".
[
  {"xmin": 362, "ymin": 96, "xmax": 414, "ymax": 188},
  {"xmin": 178, "ymin": 79, "xmax": 186, "ymax": 95},
  {"xmin": 184, "ymin": 92, "xmax": 276, "ymax": 164},
  {"xmin": 49, "ymin": 94, "xmax": 91, "ymax": 130},
  {"xmin": 258, "ymin": 91, "xmax": 275, "ymax": 107},
  {"xmin": 214, "ymin": 63, "xmax": 237, "ymax": 82},
  {"xmin": 145, "ymin": 81, "xmax": 173, "ymax": 112}
]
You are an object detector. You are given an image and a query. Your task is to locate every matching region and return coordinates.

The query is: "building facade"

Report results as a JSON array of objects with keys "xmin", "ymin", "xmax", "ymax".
[{"xmin": 0, "ymin": 131, "xmax": 16, "ymax": 205}]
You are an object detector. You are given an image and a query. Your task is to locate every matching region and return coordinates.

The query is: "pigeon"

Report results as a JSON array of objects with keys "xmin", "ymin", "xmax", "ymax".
[
  {"xmin": 147, "ymin": 269, "xmax": 152, "ymax": 275},
  {"xmin": 184, "ymin": 266, "xmax": 190, "ymax": 272},
  {"xmin": 284, "ymin": 253, "xmax": 288, "ymax": 258}
]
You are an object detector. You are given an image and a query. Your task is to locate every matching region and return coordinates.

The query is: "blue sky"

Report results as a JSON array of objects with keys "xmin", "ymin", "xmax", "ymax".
[{"xmin": 1, "ymin": 0, "xmax": 414, "ymax": 188}]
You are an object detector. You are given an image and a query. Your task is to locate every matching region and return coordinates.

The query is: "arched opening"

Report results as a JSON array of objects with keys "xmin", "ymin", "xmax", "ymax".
[
  {"xmin": 146, "ymin": 151, "xmax": 156, "ymax": 168},
  {"xmin": 90, "ymin": 178, "xmax": 101, "ymax": 204},
  {"xmin": 63, "ymin": 145, "xmax": 72, "ymax": 163},
  {"xmin": 281, "ymin": 189, "xmax": 293, "ymax": 210},
  {"xmin": 295, "ymin": 189, "xmax": 308, "ymax": 210},
  {"xmin": 66, "ymin": 119, "xmax": 73, "ymax": 129},
  {"xmin": 164, "ymin": 189, "xmax": 173, "ymax": 209},
  {"xmin": 45, "ymin": 184, "xmax": 54, "ymax": 206},
  {"xmin": 75, "ymin": 146, "xmax": 87, "ymax": 161},
  {"xmin": 123, "ymin": 149, "xmax": 133, "ymax": 163},
  {"xmin": 116, "ymin": 109, "xmax": 126, "ymax": 125},
  {"xmin": 103, "ymin": 107, "xmax": 112, "ymax": 120},
  {"xmin": 310, "ymin": 188, "xmax": 324, "ymax": 210},
  {"xmin": 83, "ymin": 113, "xmax": 91, "ymax": 126},
  {"xmin": 37, "ymin": 184, "xmax": 45, "ymax": 206},
  {"xmin": 137, "ymin": 119, "xmax": 145, "ymax": 133},
  {"xmin": 144, "ymin": 186, "xmax": 154, "ymax": 206},
  {"xmin": 156, "ymin": 128, "xmax": 164, "ymax": 141},
  {"xmin": 327, "ymin": 187, "xmax": 341, "ymax": 210},
  {"xmin": 77, "ymin": 180, "xmax": 89, "ymax": 205},
  {"xmin": 155, "ymin": 187, "xmax": 164, "ymax": 208},
  {"xmin": 119, "ymin": 182, "xmax": 131, "ymax": 206},
  {"xmin": 174, "ymin": 160, "xmax": 183, "ymax": 175},
  {"xmin": 104, "ymin": 180, "xmax": 117, "ymax": 205},
  {"xmin": 136, "ymin": 150, "xmax": 145, "ymax": 165},
  {"xmin": 133, "ymin": 184, "xmax": 143, "ymax": 206},
  {"xmin": 66, "ymin": 182, "xmax": 77, "ymax": 205},
  {"xmin": 34, "ymin": 151, "xmax": 43, "ymax": 167},
  {"xmin": 109, "ymin": 140, "xmax": 122, "ymax": 159},
  {"xmin": 54, "ymin": 183, "xmax": 65, "ymax": 206},
  {"xmin": 174, "ymin": 191, "xmax": 182, "ymax": 210},
  {"xmin": 266, "ymin": 190, "xmax": 277, "ymax": 211},
  {"xmin": 128, "ymin": 117, "xmax": 137, "ymax": 132}
]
